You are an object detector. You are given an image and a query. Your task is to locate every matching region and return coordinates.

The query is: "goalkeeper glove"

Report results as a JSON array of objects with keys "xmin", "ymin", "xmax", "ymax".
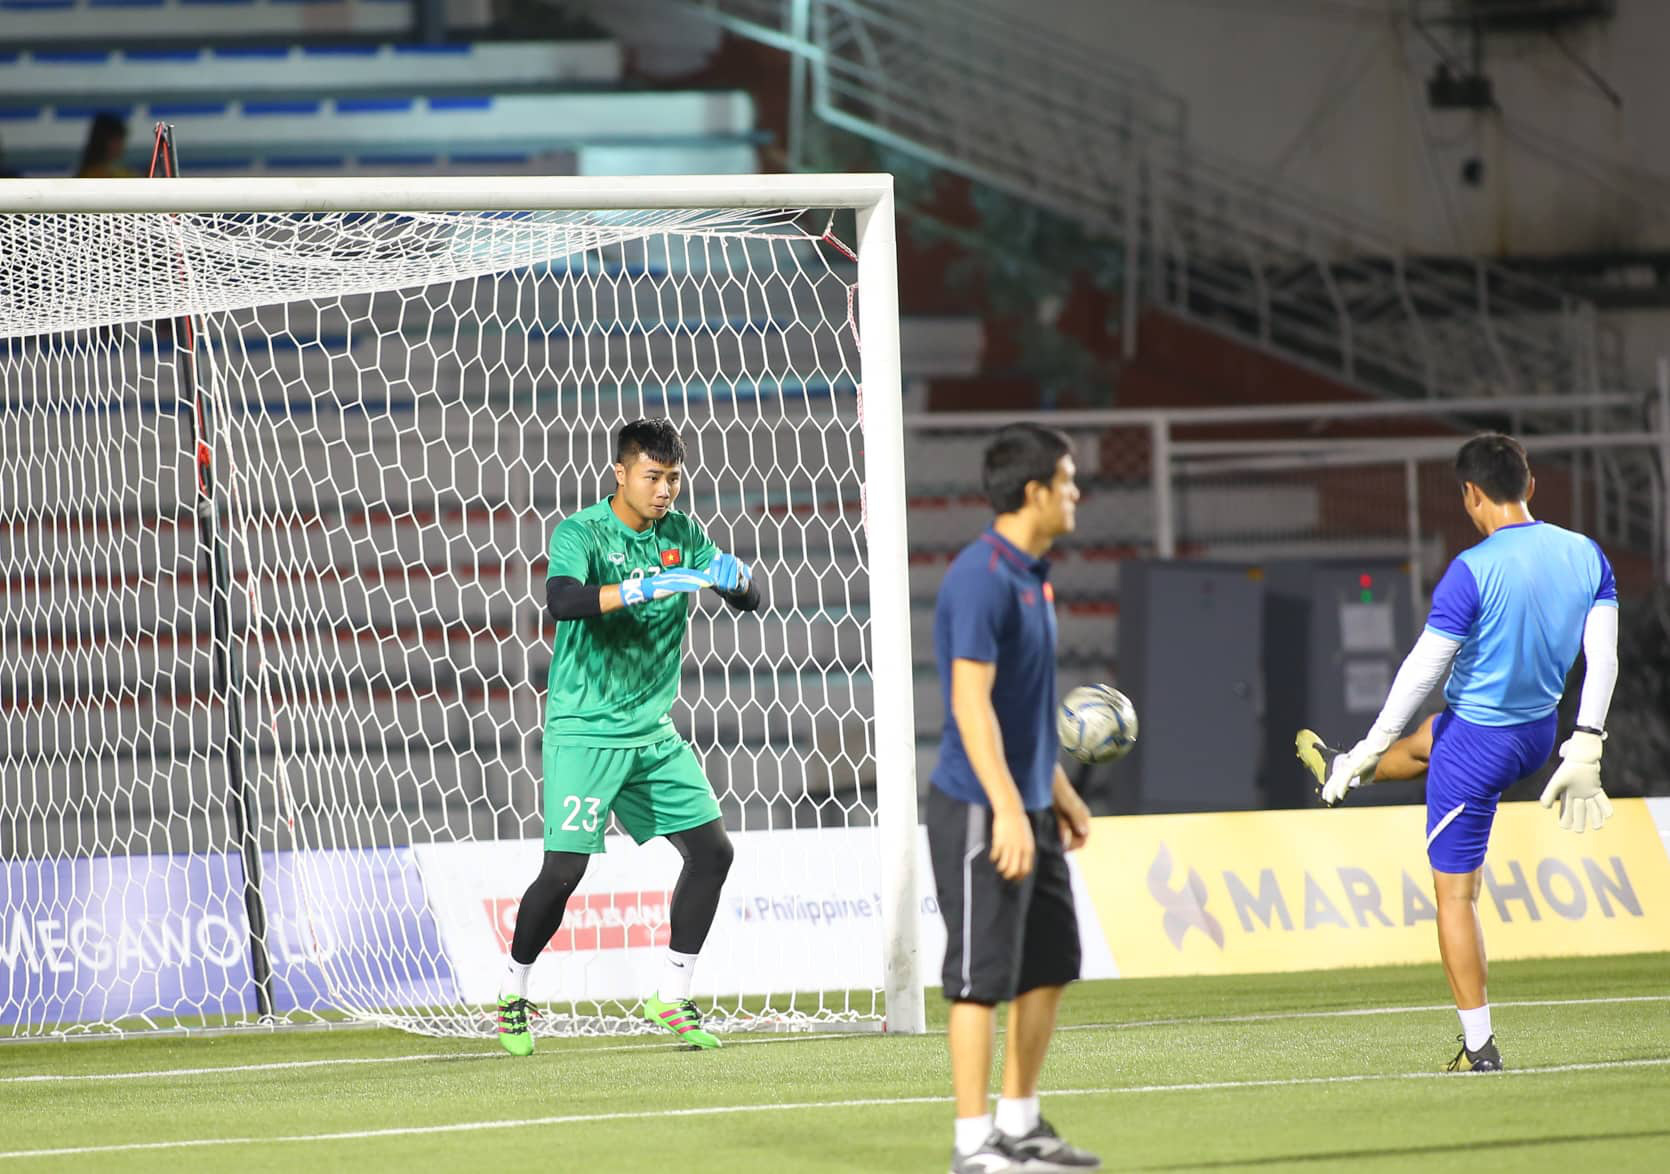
[
  {"xmin": 707, "ymin": 552, "xmax": 752, "ymax": 593},
  {"xmin": 619, "ymin": 567, "xmax": 714, "ymax": 607},
  {"xmin": 1320, "ymin": 732, "xmax": 1391, "ymax": 806},
  {"xmin": 1539, "ymin": 730, "xmax": 1614, "ymax": 833}
]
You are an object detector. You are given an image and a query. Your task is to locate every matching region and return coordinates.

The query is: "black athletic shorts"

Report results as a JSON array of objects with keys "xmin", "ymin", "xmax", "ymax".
[{"xmin": 925, "ymin": 785, "xmax": 1082, "ymax": 1005}]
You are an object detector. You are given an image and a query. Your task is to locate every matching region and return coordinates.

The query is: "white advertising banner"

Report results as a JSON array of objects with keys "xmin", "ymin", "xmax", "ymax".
[
  {"xmin": 1650, "ymin": 797, "xmax": 1670, "ymax": 849},
  {"xmin": 412, "ymin": 825, "xmax": 1115, "ymax": 1005}
]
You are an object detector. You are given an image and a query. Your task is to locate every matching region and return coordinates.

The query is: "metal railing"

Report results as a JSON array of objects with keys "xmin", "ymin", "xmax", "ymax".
[
  {"xmin": 904, "ymin": 390, "xmax": 1670, "ymax": 592},
  {"xmin": 661, "ymin": 0, "xmax": 1616, "ymax": 408}
]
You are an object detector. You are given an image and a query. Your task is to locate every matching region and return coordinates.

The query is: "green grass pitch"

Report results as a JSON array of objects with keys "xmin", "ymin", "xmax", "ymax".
[{"xmin": 2, "ymin": 953, "xmax": 1667, "ymax": 1172}]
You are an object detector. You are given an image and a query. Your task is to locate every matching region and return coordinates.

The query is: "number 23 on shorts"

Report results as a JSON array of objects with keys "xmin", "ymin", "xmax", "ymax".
[{"xmin": 558, "ymin": 795, "xmax": 603, "ymax": 834}]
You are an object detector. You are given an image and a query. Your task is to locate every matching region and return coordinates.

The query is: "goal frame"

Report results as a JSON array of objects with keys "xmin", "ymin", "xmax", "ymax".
[{"xmin": 0, "ymin": 173, "xmax": 926, "ymax": 1037}]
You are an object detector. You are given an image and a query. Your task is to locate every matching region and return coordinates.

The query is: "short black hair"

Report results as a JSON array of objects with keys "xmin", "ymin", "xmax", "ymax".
[
  {"xmin": 1455, "ymin": 432, "xmax": 1530, "ymax": 504},
  {"xmin": 78, "ymin": 111, "xmax": 127, "ymax": 173},
  {"xmin": 615, "ymin": 417, "xmax": 685, "ymax": 467},
  {"xmin": 982, "ymin": 423, "xmax": 1073, "ymax": 514}
]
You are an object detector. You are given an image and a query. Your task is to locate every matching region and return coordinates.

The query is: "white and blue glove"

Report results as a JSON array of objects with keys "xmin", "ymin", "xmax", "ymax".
[
  {"xmin": 707, "ymin": 552, "xmax": 752, "ymax": 593},
  {"xmin": 619, "ymin": 566, "xmax": 714, "ymax": 607},
  {"xmin": 1539, "ymin": 730, "xmax": 1614, "ymax": 833},
  {"xmin": 1320, "ymin": 731, "xmax": 1393, "ymax": 806}
]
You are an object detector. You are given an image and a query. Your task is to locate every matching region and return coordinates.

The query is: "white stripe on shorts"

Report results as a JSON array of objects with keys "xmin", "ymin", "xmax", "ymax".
[
  {"xmin": 1427, "ymin": 801, "xmax": 1467, "ymax": 848},
  {"xmin": 960, "ymin": 802, "xmax": 986, "ymax": 999}
]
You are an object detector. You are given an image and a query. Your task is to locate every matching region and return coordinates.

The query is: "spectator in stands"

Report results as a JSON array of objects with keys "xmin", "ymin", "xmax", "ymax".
[{"xmin": 75, "ymin": 113, "xmax": 133, "ymax": 179}]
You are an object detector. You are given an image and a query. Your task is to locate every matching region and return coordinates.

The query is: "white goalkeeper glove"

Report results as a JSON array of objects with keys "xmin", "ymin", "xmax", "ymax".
[
  {"xmin": 1539, "ymin": 730, "xmax": 1614, "ymax": 833},
  {"xmin": 1320, "ymin": 732, "xmax": 1391, "ymax": 806}
]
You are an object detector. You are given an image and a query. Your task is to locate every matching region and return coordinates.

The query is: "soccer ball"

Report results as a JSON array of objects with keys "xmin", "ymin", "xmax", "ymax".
[{"xmin": 1057, "ymin": 684, "xmax": 1138, "ymax": 764}]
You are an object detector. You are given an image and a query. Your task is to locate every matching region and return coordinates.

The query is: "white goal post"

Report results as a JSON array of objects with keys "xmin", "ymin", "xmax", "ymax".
[{"xmin": 0, "ymin": 174, "xmax": 925, "ymax": 1039}]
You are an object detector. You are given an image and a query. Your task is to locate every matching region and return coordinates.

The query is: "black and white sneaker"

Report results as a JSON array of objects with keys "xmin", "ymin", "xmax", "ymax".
[
  {"xmin": 1005, "ymin": 1118, "xmax": 1102, "ymax": 1171},
  {"xmin": 949, "ymin": 1130, "xmax": 1031, "ymax": 1174},
  {"xmin": 1445, "ymin": 1033, "xmax": 1503, "ymax": 1073}
]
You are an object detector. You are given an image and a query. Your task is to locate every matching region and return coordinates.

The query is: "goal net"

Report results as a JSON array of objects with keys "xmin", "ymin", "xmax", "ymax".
[{"xmin": 0, "ymin": 176, "xmax": 922, "ymax": 1039}]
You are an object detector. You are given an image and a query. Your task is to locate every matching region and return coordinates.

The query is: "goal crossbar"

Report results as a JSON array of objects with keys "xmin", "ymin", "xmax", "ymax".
[{"xmin": 0, "ymin": 174, "xmax": 896, "ymax": 214}]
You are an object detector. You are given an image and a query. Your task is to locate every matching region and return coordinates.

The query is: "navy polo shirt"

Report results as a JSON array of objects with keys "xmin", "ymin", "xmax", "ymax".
[{"xmin": 929, "ymin": 527, "xmax": 1059, "ymax": 811}]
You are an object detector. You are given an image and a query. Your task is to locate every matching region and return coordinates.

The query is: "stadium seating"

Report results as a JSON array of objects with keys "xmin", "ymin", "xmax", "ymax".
[
  {"xmin": 0, "ymin": 2, "xmax": 758, "ymax": 177},
  {"xmin": 0, "ymin": 90, "xmax": 762, "ymax": 177},
  {"xmin": 0, "ymin": 42, "xmax": 623, "ymax": 101},
  {"xmin": 0, "ymin": 0, "xmax": 490, "ymax": 43}
]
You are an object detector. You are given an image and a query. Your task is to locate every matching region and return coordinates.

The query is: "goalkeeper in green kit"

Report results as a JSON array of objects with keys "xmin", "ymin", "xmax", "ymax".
[{"xmin": 496, "ymin": 418, "xmax": 759, "ymax": 1054}]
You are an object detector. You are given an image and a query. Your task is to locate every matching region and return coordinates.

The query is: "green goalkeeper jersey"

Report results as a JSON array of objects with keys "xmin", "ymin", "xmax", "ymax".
[{"xmin": 543, "ymin": 497, "xmax": 718, "ymax": 747}]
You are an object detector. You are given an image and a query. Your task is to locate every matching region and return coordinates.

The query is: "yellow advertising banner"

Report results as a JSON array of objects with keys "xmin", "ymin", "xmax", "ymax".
[{"xmin": 1076, "ymin": 799, "xmax": 1670, "ymax": 977}]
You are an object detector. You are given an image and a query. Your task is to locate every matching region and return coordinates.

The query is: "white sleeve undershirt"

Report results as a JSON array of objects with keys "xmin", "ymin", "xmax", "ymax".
[
  {"xmin": 1368, "ymin": 628, "xmax": 1462, "ymax": 749},
  {"xmin": 1576, "ymin": 603, "xmax": 1620, "ymax": 731}
]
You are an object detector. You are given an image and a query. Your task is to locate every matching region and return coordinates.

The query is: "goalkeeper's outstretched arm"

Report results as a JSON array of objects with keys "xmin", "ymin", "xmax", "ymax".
[
  {"xmin": 1370, "ymin": 629, "xmax": 1462, "ymax": 750},
  {"xmin": 1321, "ymin": 629, "xmax": 1460, "ymax": 804}
]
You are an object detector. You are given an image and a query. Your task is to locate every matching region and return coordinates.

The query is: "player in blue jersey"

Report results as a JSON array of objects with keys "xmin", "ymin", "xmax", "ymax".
[
  {"xmin": 927, "ymin": 424, "xmax": 1099, "ymax": 1174},
  {"xmin": 1297, "ymin": 433, "xmax": 1619, "ymax": 1073}
]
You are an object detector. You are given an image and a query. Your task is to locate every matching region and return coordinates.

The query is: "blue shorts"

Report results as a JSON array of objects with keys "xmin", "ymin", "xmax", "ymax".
[{"xmin": 1425, "ymin": 709, "xmax": 1557, "ymax": 873}]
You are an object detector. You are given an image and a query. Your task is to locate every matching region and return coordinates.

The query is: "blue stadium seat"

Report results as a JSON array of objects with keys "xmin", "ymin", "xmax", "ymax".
[
  {"xmin": 0, "ymin": 41, "xmax": 622, "ymax": 100},
  {"xmin": 0, "ymin": 0, "xmax": 490, "ymax": 44},
  {"xmin": 0, "ymin": 90, "xmax": 763, "ymax": 176}
]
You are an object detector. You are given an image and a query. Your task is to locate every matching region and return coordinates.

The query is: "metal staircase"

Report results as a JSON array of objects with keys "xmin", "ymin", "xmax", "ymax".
[{"xmin": 663, "ymin": 0, "xmax": 1616, "ymax": 402}]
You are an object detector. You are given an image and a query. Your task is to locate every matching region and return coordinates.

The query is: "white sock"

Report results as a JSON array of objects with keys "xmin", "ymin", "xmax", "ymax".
[
  {"xmin": 954, "ymin": 1114, "xmax": 994, "ymax": 1156},
  {"xmin": 1458, "ymin": 1003, "xmax": 1492, "ymax": 1051},
  {"xmin": 658, "ymin": 949, "xmax": 699, "ymax": 1003},
  {"xmin": 994, "ymin": 1095, "xmax": 1041, "ymax": 1137},
  {"xmin": 500, "ymin": 960, "xmax": 532, "ymax": 1000}
]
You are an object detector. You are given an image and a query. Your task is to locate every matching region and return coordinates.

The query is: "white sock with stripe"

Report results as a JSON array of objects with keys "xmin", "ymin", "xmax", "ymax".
[
  {"xmin": 1458, "ymin": 1003, "xmax": 1492, "ymax": 1051},
  {"xmin": 658, "ymin": 949, "xmax": 699, "ymax": 1004}
]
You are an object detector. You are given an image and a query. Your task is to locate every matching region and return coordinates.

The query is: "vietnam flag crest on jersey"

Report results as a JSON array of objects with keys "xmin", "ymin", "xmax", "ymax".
[{"xmin": 660, "ymin": 548, "xmax": 683, "ymax": 567}]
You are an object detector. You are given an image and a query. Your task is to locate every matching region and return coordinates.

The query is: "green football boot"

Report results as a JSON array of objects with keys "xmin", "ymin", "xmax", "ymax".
[
  {"xmin": 496, "ymin": 996, "xmax": 535, "ymax": 1057},
  {"xmin": 1445, "ymin": 1033, "xmax": 1503, "ymax": 1073},
  {"xmin": 642, "ymin": 995, "xmax": 722, "ymax": 1049}
]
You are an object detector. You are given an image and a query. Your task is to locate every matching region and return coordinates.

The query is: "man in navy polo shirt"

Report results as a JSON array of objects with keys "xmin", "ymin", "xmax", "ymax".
[{"xmin": 928, "ymin": 423, "xmax": 1098, "ymax": 1174}]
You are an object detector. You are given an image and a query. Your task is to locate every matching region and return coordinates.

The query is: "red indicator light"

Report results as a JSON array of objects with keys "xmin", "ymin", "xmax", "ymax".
[{"xmin": 1358, "ymin": 573, "xmax": 1373, "ymax": 588}]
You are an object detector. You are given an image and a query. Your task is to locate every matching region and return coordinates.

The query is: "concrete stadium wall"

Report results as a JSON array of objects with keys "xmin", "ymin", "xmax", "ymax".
[{"xmin": 1005, "ymin": 0, "xmax": 1670, "ymax": 257}]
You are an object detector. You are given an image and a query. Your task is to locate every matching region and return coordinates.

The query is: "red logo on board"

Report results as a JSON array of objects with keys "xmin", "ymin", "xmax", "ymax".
[
  {"xmin": 661, "ymin": 548, "xmax": 682, "ymax": 567},
  {"xmin": 485, "ymin": 893, "xmax": 671, "ymax": 953}
]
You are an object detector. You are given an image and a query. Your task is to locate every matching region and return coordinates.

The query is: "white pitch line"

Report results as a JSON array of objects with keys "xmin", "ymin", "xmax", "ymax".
[
  {"xmin": 6, "ymin": 993, "xmax": 1665, "ymax": 1087},
  {"xmin": 0, "ymin": 1030, "xmax": 853, "ymax": 1085},
  {"xmin": 1059, "ymin": 993, "xmax": 1670, "ymax": 1034},
  {"xmin": 3, "ymin": 1056, "xmax": 1669, "ymax": 1162},
  {"xmin": 0, "ymin": 1051, "xmax": 481, "ymax": 1086}
]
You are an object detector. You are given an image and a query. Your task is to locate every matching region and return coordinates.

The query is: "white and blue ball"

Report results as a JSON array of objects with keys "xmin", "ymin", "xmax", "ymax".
[{"xmin": 1057, "ymin": 684, "xmax": 1138, "ymax": 764}]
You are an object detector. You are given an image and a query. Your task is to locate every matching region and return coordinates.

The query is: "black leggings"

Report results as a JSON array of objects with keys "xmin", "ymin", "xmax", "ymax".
[{"xmin": 509, "ymin": 818, "xmax": 735, "ymax": 965}]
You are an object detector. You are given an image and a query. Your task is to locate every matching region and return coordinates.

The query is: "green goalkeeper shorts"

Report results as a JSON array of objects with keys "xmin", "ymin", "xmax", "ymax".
[{"xmin": 541, "ymin": 736, "xmax": 722, "ymax": 854}]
